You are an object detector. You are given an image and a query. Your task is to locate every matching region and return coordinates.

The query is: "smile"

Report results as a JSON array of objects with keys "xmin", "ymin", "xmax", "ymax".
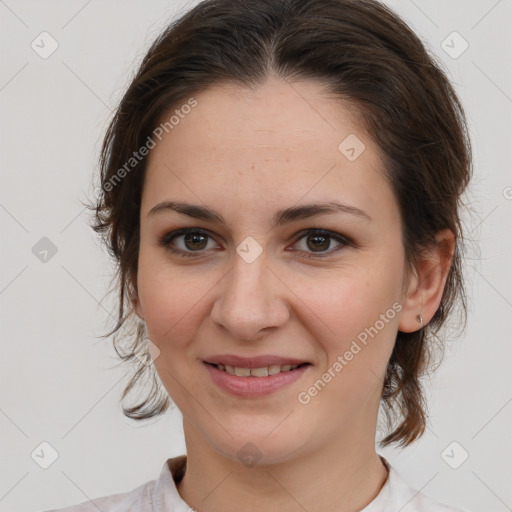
[{"xmin": 203, "ymin": 361, "xmax": 312, "ymax": 397}]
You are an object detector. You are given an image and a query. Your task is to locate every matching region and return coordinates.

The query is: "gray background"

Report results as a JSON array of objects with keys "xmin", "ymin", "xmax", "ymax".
[{"xmin": 1, "ymin": 1, "xmax": 511, "ymax": 511}]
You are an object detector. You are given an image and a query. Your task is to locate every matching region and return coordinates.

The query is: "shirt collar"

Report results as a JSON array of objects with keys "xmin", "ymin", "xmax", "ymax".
[
  {"xmin": 151, "ymin": 454, "xmax": 406, "ymax": 512},
  {"xmin": 151, "ymin": 455, "xmax": 190, "ymax": 512}
]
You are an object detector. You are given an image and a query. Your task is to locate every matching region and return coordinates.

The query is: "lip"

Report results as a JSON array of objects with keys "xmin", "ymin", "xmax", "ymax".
[
  {"xmin": 203, "ymin": 361, "xmax": 311, "ymax": 398},
  {"xmin": 202, "ymin": 354, "xmax": 310, "ymax": 368}
]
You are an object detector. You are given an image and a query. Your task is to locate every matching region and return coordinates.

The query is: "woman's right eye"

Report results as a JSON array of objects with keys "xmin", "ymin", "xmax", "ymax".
[{"xmin": 158, "ymin": 228, "xmax": 219, "ymax": 257}]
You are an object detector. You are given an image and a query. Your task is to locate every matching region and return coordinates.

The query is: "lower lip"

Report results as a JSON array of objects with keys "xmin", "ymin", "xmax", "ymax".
[{"xmin": 203, "ymin": 362, "xmax": 311, "ymax": 398}]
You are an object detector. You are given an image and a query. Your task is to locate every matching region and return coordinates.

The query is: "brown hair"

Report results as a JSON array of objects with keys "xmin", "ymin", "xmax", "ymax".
[{"xmin": 86, "ymin": 0, "xmax": 472, "ymax": 447}]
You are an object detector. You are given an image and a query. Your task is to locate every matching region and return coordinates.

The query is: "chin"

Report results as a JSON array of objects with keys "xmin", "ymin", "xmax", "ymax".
[{"xmin": 208, "ymin": 427, "xmax": 310, "ymax": 468}]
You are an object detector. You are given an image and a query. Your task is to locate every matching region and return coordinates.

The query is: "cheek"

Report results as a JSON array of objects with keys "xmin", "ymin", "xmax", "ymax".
[
  {"xmin": 137, "ymin": 250, "xmax": 198, "ymax": 344},
  {"xmin": 139, "ymin": 260, "xmax": 211, "ymax": 403},
  {"xmin": 137, "ymin": 249, "xmax": 228, "ymax": 363},
  {"xmin": 302, "ymin": 264, "xmax": 400, "ymax": 328},
  {"xmin": 295, "ymin": 262, "xmax": 402, "ymax": 365},
  {"xmin": 296, "ymin": 276, "xmax": 400, "ymax": 411}
]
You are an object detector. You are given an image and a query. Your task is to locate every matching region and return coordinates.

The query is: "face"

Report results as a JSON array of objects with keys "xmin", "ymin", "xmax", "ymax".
[{"xmin": 133, "ymin": 75, "xmax": 412, "ymax": 465}]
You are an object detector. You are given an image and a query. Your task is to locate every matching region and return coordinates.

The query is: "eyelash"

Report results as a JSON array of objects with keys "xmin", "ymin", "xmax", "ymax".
[{"xmin": 157, "ymin": 227, "xmax": 353, "ymax": 259}]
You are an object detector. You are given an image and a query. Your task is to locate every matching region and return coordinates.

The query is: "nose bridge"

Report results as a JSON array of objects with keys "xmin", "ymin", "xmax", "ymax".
[{"xmin": 211, "ymin": 245, "xmax": 289, "ymax": 341}]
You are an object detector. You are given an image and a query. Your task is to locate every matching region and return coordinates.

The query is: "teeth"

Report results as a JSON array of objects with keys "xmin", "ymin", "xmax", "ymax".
[
  {"xmin": 234, "ymin": 367, "xmax": 251, "ymax": 377},
  {"xmin": 251, "ymin": 367, "xmax": 269, "ymax": 377},
  {"xmin": 216, "ymin": 363, "xmax": 302, "ymax": 377},
  {"xmin": 268, "ymin": 364, "xmax": 282, "ymax": 375}
]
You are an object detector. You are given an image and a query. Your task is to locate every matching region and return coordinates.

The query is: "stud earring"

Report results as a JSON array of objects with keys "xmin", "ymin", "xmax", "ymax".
[{"xmin": 416, "ymin": 314, "xmax": 424, "ymax": 329}]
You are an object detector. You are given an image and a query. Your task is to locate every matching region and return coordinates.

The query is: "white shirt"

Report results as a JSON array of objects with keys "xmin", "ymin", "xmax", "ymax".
[{"xmin": 44, "ymin": 455, "xmax": 467, "ymax": 512}]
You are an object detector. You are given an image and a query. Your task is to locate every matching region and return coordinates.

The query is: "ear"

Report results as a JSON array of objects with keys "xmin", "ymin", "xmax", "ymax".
[
  {"xmin": 129, "ymin": 277, "xmax": 145, "ymax": 321},
  {"xmin": 398, "ymin": 229, "xmax": 455, "ymax": 333},
  {"xmin": 131, "ymin": 292, "xmax": 145, "ymax": 321}
]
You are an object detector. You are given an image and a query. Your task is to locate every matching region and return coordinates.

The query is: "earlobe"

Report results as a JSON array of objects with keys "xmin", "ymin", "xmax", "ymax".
[
  {"xmin": 130, "ymin": 288, "xmax": 145, "ymax": 321},
  {"xmin": 398, "ymin": 229, "xmax": 455, "ymax": 333},
  {"xmin": 398, "ymin": 265, "xmax": 423, "ymax": 333}
]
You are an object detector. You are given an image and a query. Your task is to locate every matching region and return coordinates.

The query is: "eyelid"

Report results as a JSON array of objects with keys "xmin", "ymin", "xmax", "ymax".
[{"xmin": 291, "ymin": 228, "xmax": 352, "ymax": 245}]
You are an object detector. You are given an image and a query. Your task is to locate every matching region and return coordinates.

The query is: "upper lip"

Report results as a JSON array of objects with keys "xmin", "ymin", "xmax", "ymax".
[{"xmin": 203, "ymin": 354, "xmax": 311, "ymax": 369}]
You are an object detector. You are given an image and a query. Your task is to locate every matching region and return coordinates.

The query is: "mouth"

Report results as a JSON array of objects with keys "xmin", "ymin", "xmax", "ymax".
[
  {"xmin": 204, "ymin": 361, "xmax": 311, "ymax": 377},
  {"xmin": 203, "ymin": 359, "xmax": 312, "ymax": 397}
]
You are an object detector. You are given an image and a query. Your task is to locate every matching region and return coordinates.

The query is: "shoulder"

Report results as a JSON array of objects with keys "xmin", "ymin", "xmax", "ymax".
[
  {"xmin": 42, "ymin": 479, "xmax": 156, "ymax": 512},
  {"xmin": 404, "ymin": 489, "xmax": 467, "ymax": 512},
  {"xmin": 373, "ymin": 457, "xmax": 469, "ymax": 512},
  {"xmin": 41, "ymin": 455, "xmax": 187, "ymax": 512}
]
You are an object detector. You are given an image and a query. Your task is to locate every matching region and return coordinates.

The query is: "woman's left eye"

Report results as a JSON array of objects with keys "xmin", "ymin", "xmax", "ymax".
[
  {"xmin": 291, "ymin": 229, "xmax": 352, "ymax": 258},
  {"xmin": 158, "ymin": 228, "xmax": 352, "ymax": 258}
]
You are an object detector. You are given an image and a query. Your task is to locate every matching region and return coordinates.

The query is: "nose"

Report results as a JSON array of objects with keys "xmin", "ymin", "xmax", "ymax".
[{"xmin": 210, "ymin": 249, "xmax": 290, "ymax": 342}]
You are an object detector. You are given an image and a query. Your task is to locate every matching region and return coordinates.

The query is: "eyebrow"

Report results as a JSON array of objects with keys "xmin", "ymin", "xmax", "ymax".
[{"xmin": 147, "ymin": 199, "xmax": 371, "ymax": 227}]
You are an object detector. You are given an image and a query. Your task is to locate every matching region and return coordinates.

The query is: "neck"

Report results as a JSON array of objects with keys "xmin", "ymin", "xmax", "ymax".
[{"xmin": 176, "ymin": 420, "xmax": 389, "ymax": 512}]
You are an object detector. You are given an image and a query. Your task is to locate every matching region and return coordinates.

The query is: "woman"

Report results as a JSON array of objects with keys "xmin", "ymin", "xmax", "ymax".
[{"xmin": 48, "ymin": 0, "xmax": 472, "ymax": 510}]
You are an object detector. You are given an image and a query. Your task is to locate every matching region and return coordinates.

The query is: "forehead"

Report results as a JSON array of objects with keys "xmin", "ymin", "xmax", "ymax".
[
  {"xmin": 151, "ymin": 76, "xmax": 367, "ymax": 155},
  {"xmin": 141, "ymin": 76, "xmax": 396, "ymax": 225}
]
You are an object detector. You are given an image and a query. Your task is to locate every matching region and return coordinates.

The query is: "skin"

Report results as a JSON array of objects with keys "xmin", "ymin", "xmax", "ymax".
[{"xmin": 132, "ymin": 74, "xmax": 454, "ymax": 512}]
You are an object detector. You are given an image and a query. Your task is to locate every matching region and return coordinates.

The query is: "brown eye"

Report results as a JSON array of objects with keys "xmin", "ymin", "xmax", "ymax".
[
  {"xmin": 306, "ymin": 233, "xmax": 331, "ymax": 251},
  {"xmin": 182, "ymin": 232, "xmax": 209, "ymax": 251},
  {"xmin": 158, "ymin": 228, "xmax": 220, "ymax": 257},
  {"xmin": 291, "ymin": 229, "xmax": 352, "ymax": 258}
]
